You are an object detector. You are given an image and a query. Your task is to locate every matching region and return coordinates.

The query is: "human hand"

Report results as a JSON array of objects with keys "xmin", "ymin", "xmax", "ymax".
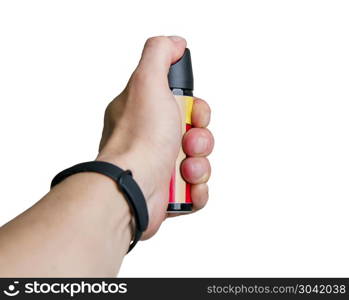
[{"xmin": 97, "ymin": 36, "xmax": 214, "ymax": 239}]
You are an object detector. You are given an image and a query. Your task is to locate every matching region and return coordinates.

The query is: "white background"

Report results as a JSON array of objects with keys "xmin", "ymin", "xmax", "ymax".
[{"xmin": 0, "ymin": 0, "xmax": 348, "ymax": 277}]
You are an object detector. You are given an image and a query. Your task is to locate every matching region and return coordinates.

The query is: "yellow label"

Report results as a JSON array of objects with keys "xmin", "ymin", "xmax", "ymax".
[
  {"xmin": 175, "ymin": 95, "xmax": 193, "ymax": 124},
  {"xmin": 184, "ymin": 96, "xmax": 193, "ymax": 124}
]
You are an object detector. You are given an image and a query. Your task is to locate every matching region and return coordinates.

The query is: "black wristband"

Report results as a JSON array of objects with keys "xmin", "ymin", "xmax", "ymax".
[{"xmin": 50, "ymin": 161, "xmax": 149, "ymax": 253}]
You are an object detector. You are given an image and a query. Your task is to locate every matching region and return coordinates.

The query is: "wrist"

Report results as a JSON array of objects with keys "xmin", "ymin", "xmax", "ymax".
[
  {"xmin": 50, "ymin": 170, "xmax": 134, "ymax": 260},
  {"xmin": 96, "ymin": 151, "xmax": 155, "ymax": 200}
]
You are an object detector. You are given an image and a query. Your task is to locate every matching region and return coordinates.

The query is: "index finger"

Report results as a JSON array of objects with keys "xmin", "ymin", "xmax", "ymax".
[{"xmin": 191, "ymin": 98, "xmax": 211, "ymax": 128}]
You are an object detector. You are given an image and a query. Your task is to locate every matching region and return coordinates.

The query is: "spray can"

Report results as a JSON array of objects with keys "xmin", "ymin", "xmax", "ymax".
[{"xmin": 167, "ymin": 48, "xmax": 194, "ymax": 213}]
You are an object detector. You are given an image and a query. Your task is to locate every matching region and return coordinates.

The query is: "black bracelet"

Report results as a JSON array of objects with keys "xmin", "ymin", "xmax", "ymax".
[{"xmin": 50, "ymin": 161, "xmax": 149, "ymax": 253}]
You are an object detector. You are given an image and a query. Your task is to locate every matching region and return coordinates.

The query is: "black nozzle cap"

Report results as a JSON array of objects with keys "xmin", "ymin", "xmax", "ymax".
[{"xmin": 168, "ymin": 48, "xmax": 194, "ymax": 91}]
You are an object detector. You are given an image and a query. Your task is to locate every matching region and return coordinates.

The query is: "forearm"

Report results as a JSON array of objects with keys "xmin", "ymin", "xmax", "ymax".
[{"xmin": 0, "ymin": 169, "xmax": 132, "ymax": 277}]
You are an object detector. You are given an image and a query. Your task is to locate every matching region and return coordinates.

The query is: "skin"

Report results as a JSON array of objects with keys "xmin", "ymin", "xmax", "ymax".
[{"xmin": 0, "ymin": 36, "xmax": 214, "ymax": 277}]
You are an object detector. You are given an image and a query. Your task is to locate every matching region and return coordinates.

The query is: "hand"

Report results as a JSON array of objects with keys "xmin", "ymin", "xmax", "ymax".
[{"xmin": 97, "ymin": 36, "xmax": 214, "ymax": 239}]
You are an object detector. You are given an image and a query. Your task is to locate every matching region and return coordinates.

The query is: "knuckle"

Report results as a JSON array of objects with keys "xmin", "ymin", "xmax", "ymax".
[
  {"xmin": 104, "ymin": 101, "xmax": 113, "ymax": 116},
  {"xmin": 131, "ymin": 69, "xmax": 148, "ymax": 84},
  {"xmin": 145, "ymin": 36, "xmax": 171, "ymax": 49}
]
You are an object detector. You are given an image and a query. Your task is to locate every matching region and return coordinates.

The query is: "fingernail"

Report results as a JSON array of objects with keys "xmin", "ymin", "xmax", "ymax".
[
  {"xmin": 191, "ymin": 162, "xmax": 209, "ymax": 182},
  {"xmin": 191, "ymin": 161, "xmax": 204, "ymax": 179},
  {"xmin": 168, "ymin": 35, "xmax": 185, "ymax": 42},
  {"xmin": 193, "ymin": 136, "xmax": 209, "ymax": 155}
]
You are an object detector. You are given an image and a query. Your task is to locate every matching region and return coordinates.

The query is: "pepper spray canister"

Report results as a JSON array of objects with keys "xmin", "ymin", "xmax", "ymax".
[{"xmin": 167, "ymin": 48, "xmax": 194, "ymax": 213}]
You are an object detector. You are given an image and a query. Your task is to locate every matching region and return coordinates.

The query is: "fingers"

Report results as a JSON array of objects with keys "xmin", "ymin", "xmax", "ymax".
[
  {"xmin": 183, "ymin": 98, "xmax": 214, "ymax": 157},
  {"xmin": 182, "ymin": 128, "xmax": 214, "ymax": 157},
  {"xmin": 178, "ymin": 98, "xmax": 212, "ymax": 215},
  {"xmin": 191, "ymin": 183, "xmax": 209, "ymax": 211},
  {"xmin": 192, "ymin": 98, "xmax": 211, "ymax": 128},
  {"xmin": 181, "ymin": 157, "xmax": 211, "ymax": 184},
  {"xmin": 136, "ymin": 36, "xmax": 187, "ymax": 79}
]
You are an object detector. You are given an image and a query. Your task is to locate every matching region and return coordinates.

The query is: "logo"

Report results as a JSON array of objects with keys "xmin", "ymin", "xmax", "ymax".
[
  {"xmin": 3, "ymin": 281, "xmax": 20, "ymax": 297},
  {"xmin": 2, "ymin": 280, "xmax": 127, "ymax": 297}
]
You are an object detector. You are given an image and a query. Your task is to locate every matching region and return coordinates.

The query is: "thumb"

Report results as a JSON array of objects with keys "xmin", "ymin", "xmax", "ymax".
[{"xmin": 136, "ymin": 36, "xmax": 187, "ymax": 80}]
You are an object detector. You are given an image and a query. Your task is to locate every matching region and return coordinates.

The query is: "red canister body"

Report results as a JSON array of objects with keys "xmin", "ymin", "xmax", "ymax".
[{"xmin": 168, "ymin": 95, "xmax": 193, "ymax": 212}]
